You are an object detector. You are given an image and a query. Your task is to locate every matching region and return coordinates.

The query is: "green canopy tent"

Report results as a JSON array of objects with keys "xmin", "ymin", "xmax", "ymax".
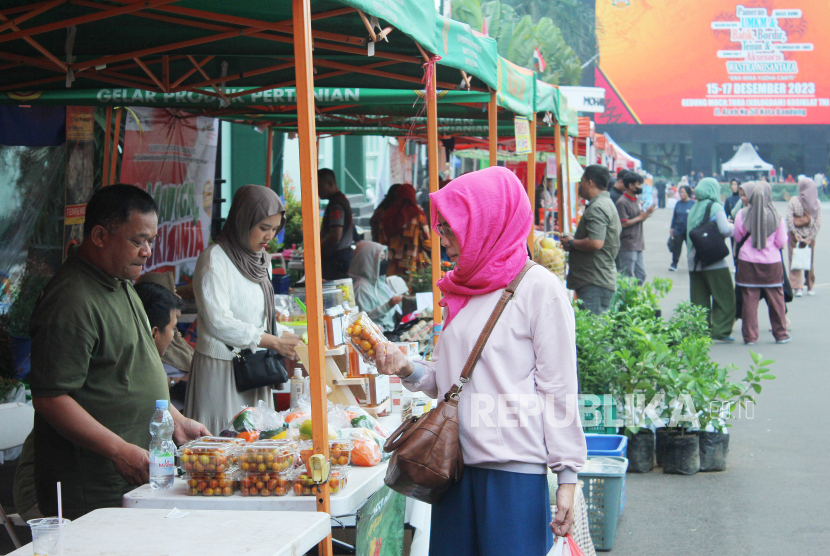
[{"xmin": 0, "ymin": 2, "xmax": 503, "ymax": 554}]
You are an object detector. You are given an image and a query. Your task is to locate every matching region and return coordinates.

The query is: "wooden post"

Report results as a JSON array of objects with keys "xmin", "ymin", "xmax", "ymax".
[
  {"xmin": 265, "ymin": 125, "xmax": 273, "ymax": 189},
  {"xmin": 427, "ymin": 62, "xmax": 442, "ymax": 325},
  {"xmin": 102, "ymin": 105, "xmax": 112, "ymax": 186},
  {"xmin": 526, "ymin": 112, "xmax": 537, "ymax": 252},
  {"xmin": 488, "ymin": 90, "xmax": 497, "ymax": 167},
  {"xmin": 292, "ymin": 1, "xmax": 332, "ymax": 555},
  {"xmin": 554, "ymin": 119, "xmax": 564, "ymax": 234},
  {"xmin": 109, "ymin": 108, "xmax": 122, "ymax": 185},
  {"xmin": 564, "ymin": 135, "xmax": 572, "ymax": 233}
]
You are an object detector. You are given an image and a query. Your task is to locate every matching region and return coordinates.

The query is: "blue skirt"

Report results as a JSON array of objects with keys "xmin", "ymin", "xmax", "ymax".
[{"xmin": 429, "ymin": 466, "xmax": 554, "ymax": 556}]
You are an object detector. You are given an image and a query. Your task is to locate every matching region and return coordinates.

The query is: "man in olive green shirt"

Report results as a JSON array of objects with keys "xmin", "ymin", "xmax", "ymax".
[
  {"xmin": 563, "ymin": 165, "xmax": 622, "ymax": 315},
  {"xmin": 29, "ymin": 185, "xmax": 209, "ymax": 519}
]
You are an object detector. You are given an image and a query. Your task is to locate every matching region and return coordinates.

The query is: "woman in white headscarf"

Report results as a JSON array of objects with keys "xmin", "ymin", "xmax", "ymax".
[
  {"xmin": 348, "ymin": 241, "xmax": 402, "ymax": 332},
  {"xmin": 787, "ymin": 177, "xmax": 822, "ymax": 296},
  {"xmin": 734, "ymin": 181, "xmax": 789, "ymax": 345}
]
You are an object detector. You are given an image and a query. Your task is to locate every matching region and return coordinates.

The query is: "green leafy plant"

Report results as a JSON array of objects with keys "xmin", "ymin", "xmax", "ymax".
[
  {"xmin": 6, "ymin": 258, "xmax": 53, "ymax": 337},
  {"xmin": 452, "ymin": 0, "xmax": 583, "ymax": 86},
  {"xmin": 407, "ymin": 263, "xmax": 433, "ymax": 294},
  {"xmin": 282, "ymin": 178, "xmax": 303, "ymax": 249}
]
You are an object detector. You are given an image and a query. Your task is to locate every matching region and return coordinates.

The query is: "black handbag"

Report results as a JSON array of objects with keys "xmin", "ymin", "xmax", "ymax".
[
  {"xmin": 689, "ymin": 202, "xmax": 730, "ymax": 269},
  {"xmin": 226, "ymin": 326, "xmax": 288, "ymax": 392}
]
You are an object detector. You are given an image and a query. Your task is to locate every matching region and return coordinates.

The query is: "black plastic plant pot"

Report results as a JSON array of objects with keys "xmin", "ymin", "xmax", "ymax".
[
  {"xmin": 698, "ymin": 431, "xmax": 730, "ymax": 472},
  {"xmin": 655, "ymin": 427, "xmax": 669, "ymax": 467},
  {"xmin": 662, "ymin": 431, "xmax": 700, "ymax": 475},
  {"xmin": 627, "ymin": 429, "xmax": 655, "ymax": 473}
]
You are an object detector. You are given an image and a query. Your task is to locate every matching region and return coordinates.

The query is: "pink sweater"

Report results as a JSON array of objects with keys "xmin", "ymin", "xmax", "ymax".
[
  {"xmin": 404, "ymin": 266, "xmax": 586, "ymax": 483},
  {"xmin": 734, "ymin": 211, "xmax": 787, "ymax": 264}
]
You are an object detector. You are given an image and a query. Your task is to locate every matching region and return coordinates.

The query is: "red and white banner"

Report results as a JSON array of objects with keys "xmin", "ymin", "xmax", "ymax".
[{"xmin": 120, "ymin": 107, "xmax": 218, "ymax": 280}]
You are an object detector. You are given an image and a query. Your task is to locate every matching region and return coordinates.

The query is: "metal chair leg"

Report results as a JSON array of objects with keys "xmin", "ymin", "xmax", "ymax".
[{"xmin": 0, "ymin": 503, "xmax": 22, "ymax": 549}]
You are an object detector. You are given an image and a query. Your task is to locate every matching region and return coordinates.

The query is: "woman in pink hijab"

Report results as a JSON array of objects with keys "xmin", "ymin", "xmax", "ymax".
[
  {"xmin": 375, "ymin": 167, "xmax": 586, "ymax": 556},
  {"xmin": 787, "ymin": 177, "xmax": 822, "ymax": 295}
]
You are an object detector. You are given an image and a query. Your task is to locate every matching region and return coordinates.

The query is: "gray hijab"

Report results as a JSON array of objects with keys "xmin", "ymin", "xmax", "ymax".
[
  {"xmin": 217, "ymin": 185, "xmax": 285, "ymax": 334},
  {"xmin": 741, "ymin": 181, "xmax": 780, "ymax": 250}
]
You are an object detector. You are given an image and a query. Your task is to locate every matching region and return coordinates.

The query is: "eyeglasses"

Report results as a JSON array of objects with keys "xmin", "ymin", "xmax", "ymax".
[{"xmin": 436, "ymin": 222, "xmax": 455, "ymax": 239}]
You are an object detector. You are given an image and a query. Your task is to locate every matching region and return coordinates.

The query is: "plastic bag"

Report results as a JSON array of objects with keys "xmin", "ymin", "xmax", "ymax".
[
  {"xmin": 351, "ymin": 437, "xmax": 382, "ymax": 466},
  {"xmin": 222, "ymin": 402, "xmax": 287, "ymax": 440},
  {"xmin": 546, "ymin": 535, "xmax": 586, "ymax": 556},
  {"xmin": 345, "ymin": 405, "xmax": 390, "ymax": 438}
]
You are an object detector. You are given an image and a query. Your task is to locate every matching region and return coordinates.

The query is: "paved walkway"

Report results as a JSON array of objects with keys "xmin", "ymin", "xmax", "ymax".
[{"xmin": 610, "ymin": 203, "xmax": 830, "ymax": 555}]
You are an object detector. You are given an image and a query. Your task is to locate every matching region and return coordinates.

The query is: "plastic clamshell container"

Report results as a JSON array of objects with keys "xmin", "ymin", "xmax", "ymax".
[
  {"xmin": 585, "ymin": 434, "xmax": 628, "ymax": 458},
  {"xmin": 293, "ymin": 287, "xmax": 343, "ymax": 311},
  {"xmin": 185, "ymin": 472, "xmax": 239, "ymax": 496},
  {"xmin": 238, "ymin": 440, "xmax": 297, "ymax": 474},
  {"xmin": 329, "ymin": 467, "xmax": 350, "ymax": 495},
  {"xmin": 240, "ymin": 470, "xmax": 293, "ymax": 497},
  {"xmin": 292, "ymin": 470, "xmax": 318, "ymax": 496},
  {"xmin": 329, "ymin": 439, "xmax": 353, "ymax": 467},
  {"xmin": 178, "ymin": 441, "xmax": 239, "ymax": 474},
  {"xmin": 578, "ymin": 456, "xmax": 629, "ymax": 551},
  {"xmin": 344, "ymin": 312, "xmax": 385, "ymax": 366}
]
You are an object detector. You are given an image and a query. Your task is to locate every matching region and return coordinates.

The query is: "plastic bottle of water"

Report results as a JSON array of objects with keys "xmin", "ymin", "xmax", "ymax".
[{"xmin": 149, "ymin": 399, "xmax": 176, "ymax": 489}]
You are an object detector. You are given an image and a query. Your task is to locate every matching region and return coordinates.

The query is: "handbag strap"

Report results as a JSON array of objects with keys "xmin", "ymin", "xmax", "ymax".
[{"xmin": 445, "ymin": 260, "xmax": 536, "ymax": 401}]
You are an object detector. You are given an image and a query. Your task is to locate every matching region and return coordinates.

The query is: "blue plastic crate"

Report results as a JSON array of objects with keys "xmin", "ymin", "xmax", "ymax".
[
  {"xmin": 579, "ymin": 456, "xmax": 628, "ymax": 551},
  {"xmin": 585, "ymin": 434, "xmax": 628, "ymax": 458}
]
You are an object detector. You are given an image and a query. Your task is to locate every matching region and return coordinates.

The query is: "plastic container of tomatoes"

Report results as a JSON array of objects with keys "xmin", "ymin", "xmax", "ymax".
[
  {"xmin": 329, "ymin": 467, "xmax": 350, "ymax": 495},
  {"xmin": 185, "ymin": 472, "xmax": 239, "ymax": 496},
  {"xmin": 329, "ymin": 439, "xmax": 353, "ymax": 467},
  {"xmin": 344, "ymin": 312, "xmax": 385, "ymax": 366},
  {"xmin": 238, "ymin": 440, "xmax": 297, "ymax": 474},
  {"xmin": 240, "ymin": 470, "xmax": 293, "ymax": 497},
  {"xmin": 291, "ymin": 467, "xmax": 350, "ymax": 496},
  {"xmin": 193, "ymin": 436, "xmax": 247, "ymax": 465},
  {"xmin": 178, "ymin": 441, "xmax": 239, "ymax": 474}
]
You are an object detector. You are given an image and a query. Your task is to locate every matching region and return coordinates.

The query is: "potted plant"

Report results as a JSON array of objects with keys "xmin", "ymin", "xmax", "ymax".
[
  {"xmin": 692, "ymin": 351, "xmax": 775, "ymax": 472},
  {"xmin": 4, "ymin": 257, "xmax": 53, "ymax": 379}
]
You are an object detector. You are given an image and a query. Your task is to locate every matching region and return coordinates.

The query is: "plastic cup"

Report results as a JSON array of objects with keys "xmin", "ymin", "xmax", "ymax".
[{"xmin": 27, "ymin": 518, "xmax": 71, "ymax": 556}]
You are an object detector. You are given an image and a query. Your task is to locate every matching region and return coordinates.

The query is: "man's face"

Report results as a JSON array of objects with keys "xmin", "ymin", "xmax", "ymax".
[
  {"xmin": 100, "ymin": 211, "xmax": 158, "ymax": 281},
  {"xmin": 578, "ymin": 176, "xmax": 592, "ymax": 200},
  {"xmin": 627, "ymin": 180, "xmax": 643, "ymax": 196},
  {"xmin": 153, "ymin": 309, "xmax": 178, "ymax": 356},
  {"xmin": 317, "ymin": 179, "xmax": 334, "ymax": 200}
]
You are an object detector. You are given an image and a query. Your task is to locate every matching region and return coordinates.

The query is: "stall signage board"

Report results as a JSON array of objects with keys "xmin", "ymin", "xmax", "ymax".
[
  {"xmin": 514, "ymin": 116, "xmax": 532, "ymax": 155},
  {"xmin": 355, "ymin": 486, "xmax": 405, "ymax": 556},
  {"xmin": 63, "ymin": 106, "xmax": 94, "ymax": 259},
  {"xmin": 120, "ymin": 107, "xmax": 217, "ymax": 279}
]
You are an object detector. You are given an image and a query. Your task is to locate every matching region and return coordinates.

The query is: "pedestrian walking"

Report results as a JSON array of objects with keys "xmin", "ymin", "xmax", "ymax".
[
  {"xmin": 686, "ymin": 178, "xmax": 736, "ymax": 341},
  {"xmin": 655, "ymin": 177, "xmax": 667, "ymax": 209},
  {"xmin": 787, "ymin": 177, "xmax": 822, "ymax": 296},
  {"xmin": 563, "ymin": 165, "xmax": 622, "ymax": 315},
  {"xmin": 609, "ymin": 168, "xmax": 628, "ymax": 205},
  {"xmin": 734, "ymin": 181, "xmax": 790, "ymax": 344},
  {"xmin": 615, "ymin": 172, "xmax": 654, "ymax": 284},
  {"xmin": 724, "ymin": 179, "xmax": 742, "ymax": 218},
  {"xmin": 669, "ymin": 185, "xmax": 694, "ymax": 271},
  {"xmin": 375, "ymin": 166, "xmax": 586, "ymax": 556}
]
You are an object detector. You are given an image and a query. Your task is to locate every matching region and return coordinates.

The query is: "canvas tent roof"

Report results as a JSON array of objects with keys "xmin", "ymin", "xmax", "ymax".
[
  {"xmin": 605, "ymin": 133, "xmax": 641, "ymax": 171},
  {"xmin": 721, "ymin": 142, "xmax": 774, "ymax": 172}
]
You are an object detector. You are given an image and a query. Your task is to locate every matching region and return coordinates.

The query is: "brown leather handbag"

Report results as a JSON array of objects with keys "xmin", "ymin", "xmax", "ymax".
[{"xmin": 383, "ymin": 261, "xmax": 536, "ymax": 504}]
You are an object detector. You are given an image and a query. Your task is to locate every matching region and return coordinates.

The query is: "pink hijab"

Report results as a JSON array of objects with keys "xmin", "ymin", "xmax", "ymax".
[{"xmin": 430, "ymin": 166, "xmax": 532, "ymax": 327}]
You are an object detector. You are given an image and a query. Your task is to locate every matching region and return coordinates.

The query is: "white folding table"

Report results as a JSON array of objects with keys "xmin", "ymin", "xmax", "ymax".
[{"xmin": 7, "ymin": 508, "xmax": 331, "ymax": 556}]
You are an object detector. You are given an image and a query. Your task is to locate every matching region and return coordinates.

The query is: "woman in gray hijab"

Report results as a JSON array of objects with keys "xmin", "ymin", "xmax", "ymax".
[{"xmin": 185, "ymin": 185, "xmax": 302, "ymax": 433}]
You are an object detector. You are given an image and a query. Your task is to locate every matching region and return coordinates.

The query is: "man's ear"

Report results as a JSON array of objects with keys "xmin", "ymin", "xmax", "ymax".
[
  {"xmin": 152, "ymin": 326, "xmax": 160, "ymax": 341},
  {"xmin": 87, "ymin": 225, "xmax": 108, "ymax": 248}
]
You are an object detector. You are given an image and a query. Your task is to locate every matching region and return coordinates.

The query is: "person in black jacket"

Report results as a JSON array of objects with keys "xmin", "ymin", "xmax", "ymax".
[{"xmin": 669, "ymin": 185, "xmax": 694, "ymax": 271}]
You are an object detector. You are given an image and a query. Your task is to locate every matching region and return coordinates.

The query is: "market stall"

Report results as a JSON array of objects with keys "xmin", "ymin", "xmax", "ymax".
[{"xmin": 0, "ymin": 2, "xmax": 493, "ymax": 554}]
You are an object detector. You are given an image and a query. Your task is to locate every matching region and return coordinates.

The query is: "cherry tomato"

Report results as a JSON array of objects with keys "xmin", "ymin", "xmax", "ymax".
[
  {"xmin": 204, "ymin": 488, "xmax": 214, "ymax": 496},
  {"xmin": 339, "ymin": 455, "xmax": 349, "ymax": 465},
  {"xmin": 223, "ymin": 487, "xmax": 233, "ymax": 496},
  {"xmin": 360, "ymin": 340, "xmax": 372, "ymax": 351},
  {"xmin": 352, "ymin": 324, "xmax": 362, "ymax": 336}
]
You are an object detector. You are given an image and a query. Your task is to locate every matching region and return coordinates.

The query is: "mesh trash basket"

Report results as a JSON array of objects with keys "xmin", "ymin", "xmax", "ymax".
[{"xmin": 579, "ymin": 456, "xmax": 628, "ymax": 551}]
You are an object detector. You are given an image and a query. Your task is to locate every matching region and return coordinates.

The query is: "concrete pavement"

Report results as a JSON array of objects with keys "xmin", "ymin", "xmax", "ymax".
[{"xmin": 608, "ymin": 202, "xmax": 830, "ymax": 555}]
